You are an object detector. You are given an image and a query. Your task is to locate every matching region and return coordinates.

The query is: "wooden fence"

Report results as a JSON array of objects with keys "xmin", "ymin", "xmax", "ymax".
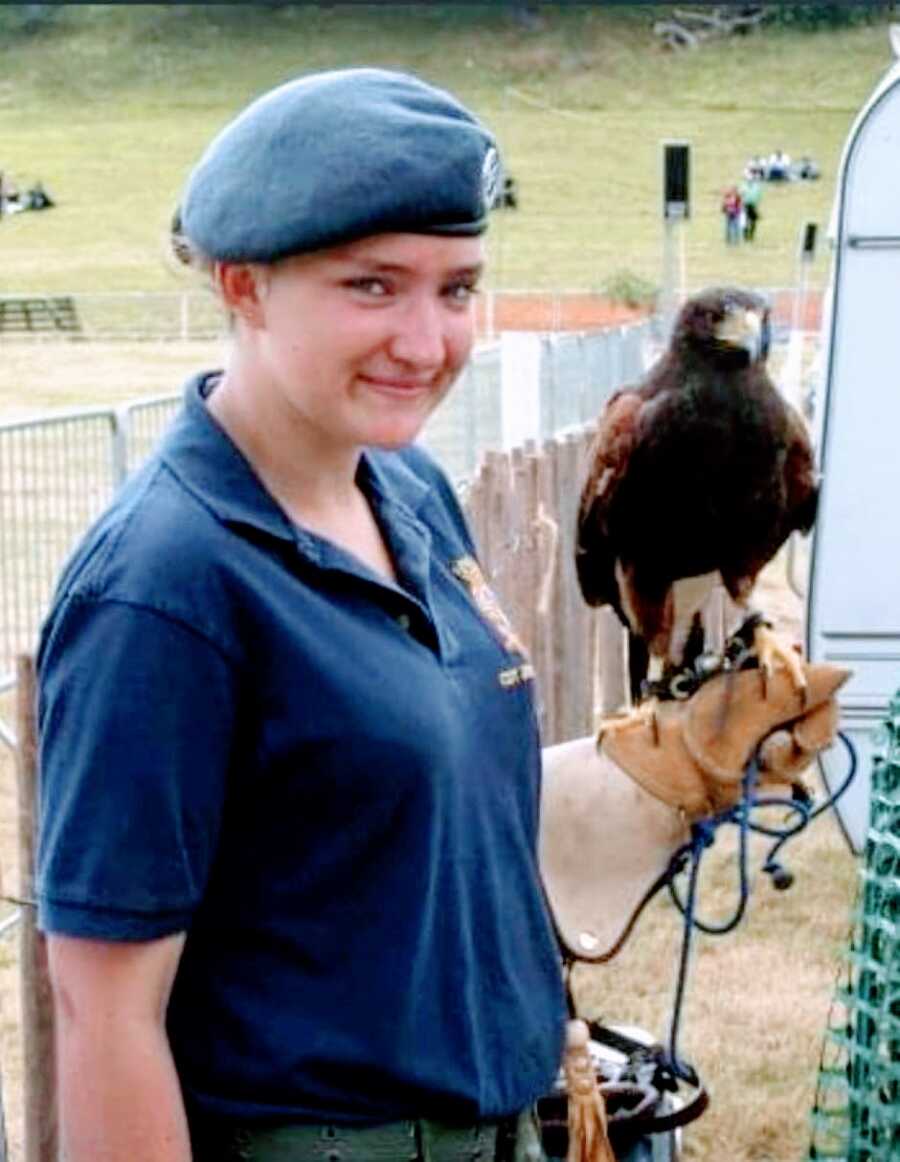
[
  {"xmin": 464, "ymin": 423, "xmax": 628, "ymax": 744},
  {"xmin": 7, "ymin": 421, "xmax": 630, "ymax": 1160}
]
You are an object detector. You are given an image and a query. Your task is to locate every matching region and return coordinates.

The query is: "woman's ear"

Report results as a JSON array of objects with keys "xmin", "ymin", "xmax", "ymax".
[{"xmin": 214, "ymin": 262, "xmax": 269, "ymax": 328}]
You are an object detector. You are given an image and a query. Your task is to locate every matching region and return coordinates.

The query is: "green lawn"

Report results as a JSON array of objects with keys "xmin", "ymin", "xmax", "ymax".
[{"xmin": 0, "ymin": 5, "xmax": 893, "ymax": 294}]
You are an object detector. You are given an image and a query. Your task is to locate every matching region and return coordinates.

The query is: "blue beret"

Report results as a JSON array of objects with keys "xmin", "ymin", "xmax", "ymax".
[{"xmin": 180, "ymin": 68, "xmax": 501, "ymax": 262}]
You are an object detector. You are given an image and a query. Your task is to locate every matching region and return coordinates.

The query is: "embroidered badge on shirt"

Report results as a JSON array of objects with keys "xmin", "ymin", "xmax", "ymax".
[
  {"xmin": 450, "ymin": 556, "xmax": 531, "ymax": 679},
  {"xmin": 498, "ymin": 662, "xmax": 536, "ymax": 688}
]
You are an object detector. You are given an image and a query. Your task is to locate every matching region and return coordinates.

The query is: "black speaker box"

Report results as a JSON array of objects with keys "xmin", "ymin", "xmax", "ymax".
[{"xmin": 663, "ymin": 142, "xmax": 690, "ymax": 220}]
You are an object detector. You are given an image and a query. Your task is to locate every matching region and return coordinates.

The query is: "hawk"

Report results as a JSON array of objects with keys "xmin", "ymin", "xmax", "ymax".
[{"xmin": 576, "ymin": 287, "xmax": 818, "ymax": 725}]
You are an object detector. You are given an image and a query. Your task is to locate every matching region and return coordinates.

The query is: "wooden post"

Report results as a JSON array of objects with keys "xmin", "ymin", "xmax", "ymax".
[
  {"xmin": 534, "ymin": 442, "xmax": 558, "ymax": 741},
  {"xmin": 482, "ymin": 450, "xmax": 505, "ymax": 579},
  {"xmin": 467, "ymin": 421, "xmax": 622, "ymax": 745},
  {"xmin": 554, "ymin": 434, "xmax": 588, "ymax": 741},
  {"xmin": 506, "ymin": 447, "xmax": 529, "ymax": 655},
  {"xmin": 463, "ymin": 470, "xmax": 487, "ymax": 562},
  {"xmin": 573, "ymin": 428, "xmax": 601, "ymax": 735},
  {"xmin": 518, "ymin": 446, "xmax": 542, "ymax": 660},
  {"xmin": 15, "ymin": 655, "xmax": 57, "ymax": 1162}
]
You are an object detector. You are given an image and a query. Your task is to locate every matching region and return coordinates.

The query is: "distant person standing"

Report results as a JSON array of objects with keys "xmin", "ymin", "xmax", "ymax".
[
  {"xmin": 739, "ymin": 175, "xmax": 762, "ymax": 241},
  {"xmin": 721, "ymin": 185, "xmax": 742, "ymax": 245}
]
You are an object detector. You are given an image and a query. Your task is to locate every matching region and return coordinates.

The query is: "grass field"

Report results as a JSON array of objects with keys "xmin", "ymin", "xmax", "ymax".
[
  {"xmin": 0, "ymin": 5, "xmax": 894, "ymax": 297},
  {"xmin": 0, "ymin": 7, "xmax": 874, "ymax": 1161}
]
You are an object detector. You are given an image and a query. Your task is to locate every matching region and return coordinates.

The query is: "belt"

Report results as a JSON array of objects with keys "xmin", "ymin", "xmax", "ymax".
[{"xmin": 188, "ymin": 1111, "xmax": 541, "ymax": 1162}]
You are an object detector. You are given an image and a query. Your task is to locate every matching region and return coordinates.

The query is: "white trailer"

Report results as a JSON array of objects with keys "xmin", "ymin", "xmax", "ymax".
[{"xmin": 806, "ymin": 50, "xmax": 900, "ymax": 853}]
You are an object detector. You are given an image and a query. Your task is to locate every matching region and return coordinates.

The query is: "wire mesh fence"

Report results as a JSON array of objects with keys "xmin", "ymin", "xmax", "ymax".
[
  {"xmin": 808, "ymin": 694, "xmax": 900, "ymax": 1161},
  {"xmin": 121, "ymin": 395, "xmax": 183, "ymax": 475},
  {"xmin": 0, "ymin": 291, "xmax": 226, "ymax": 342},
  {"xmin": 419, "ymin": 343, "xmax": 503, "ymax": 480},
  {"xmin": 0, "ymin": 410, "xmax": 120, "ymax": 678},
  {"xmin": 0, "ymin": 323, "xmax": 651, "ymax": 690}
]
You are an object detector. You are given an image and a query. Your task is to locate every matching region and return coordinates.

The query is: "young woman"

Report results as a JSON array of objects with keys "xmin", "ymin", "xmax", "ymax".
[{"xmin": 36, "ymin": 69, "xmax": 566, "ymax": 1162}]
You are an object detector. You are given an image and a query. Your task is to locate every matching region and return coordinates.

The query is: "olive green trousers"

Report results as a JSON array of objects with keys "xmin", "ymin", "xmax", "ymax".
[{"xmin": 189, "ymin": 1109, "xmax": 547, "ymax": 1162}]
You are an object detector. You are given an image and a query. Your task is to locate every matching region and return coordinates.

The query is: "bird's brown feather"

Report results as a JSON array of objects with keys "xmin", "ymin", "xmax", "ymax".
[{"xmin": 576, "ymin": 287, "xmax": 819, "ymax": 683}]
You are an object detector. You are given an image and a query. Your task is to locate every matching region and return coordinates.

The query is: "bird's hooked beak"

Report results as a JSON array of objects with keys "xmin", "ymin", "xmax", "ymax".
[{"xmin": 715, "ymin": 307, "xmax": 765, "ymax": 362}]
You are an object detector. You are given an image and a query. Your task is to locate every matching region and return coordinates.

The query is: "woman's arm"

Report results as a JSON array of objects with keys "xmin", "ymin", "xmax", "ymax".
[{"xmin": 48, "ymin": 932, "xmax": 190, "ymax": 1162}]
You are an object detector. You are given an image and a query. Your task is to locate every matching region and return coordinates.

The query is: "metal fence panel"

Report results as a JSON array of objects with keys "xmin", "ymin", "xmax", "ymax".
[
  {"xmin": 121, "ymin": 395, "xmax": 183, "ymax": 475},
  {"xmin": 0, "ymin": 410, "xmax": 118, "ymax": 681},
  {"xmin": 0, "ymin": 291, "xmax": 226, "ymax": 342},
  {"xmin": 538, "ymin": 325, "xmax": 653, "ymax": 440},
  {"xmin": 0, "ymin": 290, "xmax": 820, "ymax": 345},
  {"xmin": 419, "ymin": 342, "xmax": 502, "ymax": 481},
  {"xmin": 70, "ymin": 292, "xmax": 225, "ymax": 341}
]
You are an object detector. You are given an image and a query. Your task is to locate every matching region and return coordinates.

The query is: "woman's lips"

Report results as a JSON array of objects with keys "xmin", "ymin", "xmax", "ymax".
[{"xmin": 359, "ymin": 374, "xmax": 436, "ymax": 396}]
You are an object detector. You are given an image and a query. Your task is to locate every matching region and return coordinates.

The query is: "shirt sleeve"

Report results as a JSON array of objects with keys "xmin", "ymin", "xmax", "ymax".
[{"xmin": 36, "ymin": 595, "xmax": 239, "ymax": 940}]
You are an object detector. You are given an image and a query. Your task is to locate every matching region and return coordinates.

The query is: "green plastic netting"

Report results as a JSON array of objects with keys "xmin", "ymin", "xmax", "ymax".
[{"xmin": 808, "ymin": 695, "xmax": 900, "ymax": 1160}]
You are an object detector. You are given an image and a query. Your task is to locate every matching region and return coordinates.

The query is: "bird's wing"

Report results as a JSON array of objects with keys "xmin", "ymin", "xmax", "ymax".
[
  {"xmin": 782, "ymin": 403, "xmax": 819, "ymax": 534},
  {"xmin": 575, "ymin": 387, "xmax": 644, "ymax": 610}
]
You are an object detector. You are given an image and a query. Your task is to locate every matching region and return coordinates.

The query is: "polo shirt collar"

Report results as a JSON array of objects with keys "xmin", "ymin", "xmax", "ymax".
[
  {"xmin": 159, "ymin": 373, "xmax": 296, "ymax": 542},
  {"xmin": 160, "ymin": 371, "xmax": 434, "ymax": 559},
  {"xmin": 362, "ymin": 453, "xmax": 434, "ymax": 611}
]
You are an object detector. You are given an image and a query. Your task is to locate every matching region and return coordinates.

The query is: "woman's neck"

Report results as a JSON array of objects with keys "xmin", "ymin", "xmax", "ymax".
[
  {"xmin": 206, "ymin": 355, "xmax": 362, "ymax": 524},
  {"xmin": 206, "ymin": 355, "xmax": 397, "ymax": 581}
]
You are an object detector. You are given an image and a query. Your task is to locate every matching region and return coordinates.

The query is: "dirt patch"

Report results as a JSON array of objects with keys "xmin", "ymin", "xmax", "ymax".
[
  {"xmin": 768, "ymin": 288, "xmax": 823, "ymax": 332},
  {"xmin": 477, "ymin": 289, "xmax": 822, "ymax": 337},
  {"xmin": 482, "ymin": 293, "xmax": 650, "ymax": 334}
]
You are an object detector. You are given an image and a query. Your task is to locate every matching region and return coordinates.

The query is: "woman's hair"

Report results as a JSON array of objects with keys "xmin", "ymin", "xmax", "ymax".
[{"xmin": 169, "ymin": 204, "xmax": 240, "ymax": 330}]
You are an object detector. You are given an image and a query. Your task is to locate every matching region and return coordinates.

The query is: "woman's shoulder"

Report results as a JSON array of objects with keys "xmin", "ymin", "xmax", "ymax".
[{"xmin": 51, "ymin": 454, "xmax": 234, "ymax": 623}]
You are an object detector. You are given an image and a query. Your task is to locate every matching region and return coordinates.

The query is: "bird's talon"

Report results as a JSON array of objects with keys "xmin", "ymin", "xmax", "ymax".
[
  {"xmin": 596, "ymin": 700, "xmax": 660, "ymax": 746},
  {"xmin": 753, "ymin": 624, "xmax": 808, "ymax": 698}
]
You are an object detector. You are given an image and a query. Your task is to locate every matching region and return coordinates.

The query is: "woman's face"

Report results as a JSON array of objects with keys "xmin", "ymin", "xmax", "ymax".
[{"xmin": 242, "ymin": 232, "xmax": 484, "ymax": 452}]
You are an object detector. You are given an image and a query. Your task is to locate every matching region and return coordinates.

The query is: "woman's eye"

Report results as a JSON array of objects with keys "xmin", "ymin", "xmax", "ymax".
[
  {"xmin": 445, "ymin": 281, "xmax": 479, "ymax": 305},
  {"xmin": 349, "ymin": 277, "xmax": 390, "ymax": 297}
]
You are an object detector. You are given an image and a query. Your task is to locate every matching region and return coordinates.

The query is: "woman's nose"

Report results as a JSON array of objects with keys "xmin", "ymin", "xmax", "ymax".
[{"xmin": 388, "ymin": 296, "xmax": 448, "ymax": 368}]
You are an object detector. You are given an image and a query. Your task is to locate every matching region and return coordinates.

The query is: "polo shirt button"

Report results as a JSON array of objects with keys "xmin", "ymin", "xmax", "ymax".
[{"xmin": 396, "ymin": 613, "xmax": 412, "ymax": 631}]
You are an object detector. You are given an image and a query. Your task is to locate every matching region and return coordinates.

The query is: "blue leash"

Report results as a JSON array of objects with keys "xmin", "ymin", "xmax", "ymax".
[{"xmin": 661, "ymin": 732, "xmax": 858, "ymax": 1084}]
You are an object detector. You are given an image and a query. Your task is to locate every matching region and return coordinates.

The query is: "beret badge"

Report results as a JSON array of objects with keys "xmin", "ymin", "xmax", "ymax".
[{"xmin": 481, "ymin": 147, "xmax": 502, "ymax": 215}]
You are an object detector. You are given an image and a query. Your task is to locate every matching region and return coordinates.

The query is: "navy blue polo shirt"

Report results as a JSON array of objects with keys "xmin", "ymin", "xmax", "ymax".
[{"xmin": 36, "ymin": 374, "xmax": 566, "ymax": 1126}]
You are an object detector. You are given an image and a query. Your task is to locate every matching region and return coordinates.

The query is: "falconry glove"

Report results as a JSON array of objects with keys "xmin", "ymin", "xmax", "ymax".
[
  {"xmin": 539, "ymin": 661, "xmax": 850, "ymax": 964},
  {"xmin": 601, "ymin": 661, "xmax": 850, "ymax": 820}
]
